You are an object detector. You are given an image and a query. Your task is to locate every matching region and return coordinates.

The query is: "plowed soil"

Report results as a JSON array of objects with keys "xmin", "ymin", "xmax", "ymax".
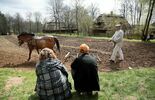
[{"xmin": 0, "ymin": 35, "xmax": 155, "ymax": 71}]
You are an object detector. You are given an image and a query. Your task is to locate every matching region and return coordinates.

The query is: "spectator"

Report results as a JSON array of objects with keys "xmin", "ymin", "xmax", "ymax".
[
  {"xmin": 35, "ymin": 48, "xmax": 71, "ymax": 100},
  {"xmin": 71, "ymin": 44, "xmax": 100, "ymax": 95}
]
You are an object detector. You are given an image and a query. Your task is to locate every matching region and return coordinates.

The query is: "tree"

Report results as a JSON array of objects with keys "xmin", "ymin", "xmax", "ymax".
[
  {"xmin": 42, "ymin": 18, "xmax": 48, "ymax": 31},
  {"xmin": 127, "ymin": 0, "xmax": 140, "ymax": 25},
  {"xmin": 136, "ymin": 1, "xmax": 142, "ymax": 25},
  {"xmin": 120, "ymin": 0, "xmax": 130, "ymax": 19},
  {"xmin": 120, "ymin": 0, "xmax": 145, "ymax": 25},
  {"xmin": 26, "ymin": 12, "xmax": 32, "ymax": 33},
  {"xmin": 34, "ymin": 12, "xmax": 42, "ymax": 32},
  {"xmin": 142, "ymin": 0, "xmax": 155, "ymax": 41},
  {"xmin": 151, "ymin": 6, "xmax": 155, "ymax": 23},
  {"xmin": 14, "ymin": 13, "xmax": 24, "ymax": 34},
  {"xmin": 62, "ymin": 5, "xmax": 75, "ymax": 34},
  {"xmin": 88, "ymin": 3, "xmax": 100, "ymax": 21},
  {"xmin": 76, "ymin": 6, "xmax": 93, "ymax": 34},
  {"xmin": 129, "ymin": 1, "xmax": 134, "ymax": 25},
  {"xmin": 48, "ymin": 0, "xmax": 64, "ymax": 32},
  {"xmin": 0, "ymin": 11, "xmax": 8, "ymax": 35},
  {"xmin": 5, "ymin": 13, "xmax": 14, "ymax": 34},
  {"xmin": 72, "ymin": 0, "xmax": 83, "ymax": 34}
]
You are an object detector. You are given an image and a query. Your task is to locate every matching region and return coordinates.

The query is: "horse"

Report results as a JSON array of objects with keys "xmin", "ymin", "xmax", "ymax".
[{"xmin": 17, "ymin": 32, "xmax": 60, "ymax": 61}]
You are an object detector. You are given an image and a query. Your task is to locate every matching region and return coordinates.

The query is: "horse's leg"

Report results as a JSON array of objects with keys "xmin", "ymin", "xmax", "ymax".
[
  {"xmin": 35, "ymin": 40, "xmax": 39, "ymax": 54},
  {"xmin": 53, "ymin": 37, "xmax": 60, "ymax": 52},
  {"xmin": 28, "ymin": 49, "xmax": 32, "ymax": 61}
]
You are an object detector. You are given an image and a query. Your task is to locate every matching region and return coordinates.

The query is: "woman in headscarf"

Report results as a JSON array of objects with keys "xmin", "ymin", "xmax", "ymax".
[
  {"xmin": 35, "ymin": 48, "xmax": 71, "ymax": 100},
  {"xmin": 71, "ymin": 44, "xmax": 100, "ymax": 95}
]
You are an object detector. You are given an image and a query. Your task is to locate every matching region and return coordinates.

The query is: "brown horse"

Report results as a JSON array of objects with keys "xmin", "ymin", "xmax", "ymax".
[{"xmin": 17, "ymin": 32, "xmax": 60, "ymax": 61}]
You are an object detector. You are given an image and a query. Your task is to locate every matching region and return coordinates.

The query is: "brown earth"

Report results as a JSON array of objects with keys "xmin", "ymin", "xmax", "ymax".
[{"xmin": 0, "ymin": 35, "xmax": 155, "ymax": 71}]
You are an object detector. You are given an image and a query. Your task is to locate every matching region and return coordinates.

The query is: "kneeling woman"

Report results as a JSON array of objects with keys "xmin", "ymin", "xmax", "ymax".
[
  {"xmin": 71, "ymin": 44, "xmax": 100, "ymax": 95},
  {"xmin": 35, "ymin": 48, "xmax": 71, "ymax": 100}
]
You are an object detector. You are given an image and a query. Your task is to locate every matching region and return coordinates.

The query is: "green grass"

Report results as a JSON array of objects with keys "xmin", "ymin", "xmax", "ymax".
[
  {"xmin": 0, "ymin": 69, "xmax": 37, "ymax": 100},
  {"xmin": 0, "ymin": 68, "xmax": 155, "ymax": 100}
]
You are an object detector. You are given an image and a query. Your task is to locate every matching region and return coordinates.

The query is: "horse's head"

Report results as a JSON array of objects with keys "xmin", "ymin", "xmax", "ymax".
[{"xmin": 17, "ymin": 32, "xmax": 35, "ymax": 46}]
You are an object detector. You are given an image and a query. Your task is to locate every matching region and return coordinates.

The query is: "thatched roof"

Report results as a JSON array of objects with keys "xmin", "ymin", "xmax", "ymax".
[{"xmin": 94, "ymin": 13, "xmax": 131, "ymax": 32}]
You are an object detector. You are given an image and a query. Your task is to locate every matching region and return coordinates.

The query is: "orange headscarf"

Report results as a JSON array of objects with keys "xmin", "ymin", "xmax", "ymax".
[{"xmin": 79, "ymin": 44, "xmax": 90, "ymax": 53}]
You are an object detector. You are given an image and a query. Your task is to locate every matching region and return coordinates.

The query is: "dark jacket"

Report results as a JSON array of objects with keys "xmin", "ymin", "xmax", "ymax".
[{"xmin": 71, "ymin": 53, "xmax": 100, "ymax": 92}]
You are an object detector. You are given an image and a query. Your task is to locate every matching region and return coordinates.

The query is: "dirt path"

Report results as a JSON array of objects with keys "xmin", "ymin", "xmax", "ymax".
[{"xmin": 0, "ymin": 35, "xmax": 155, "ymax": 71}]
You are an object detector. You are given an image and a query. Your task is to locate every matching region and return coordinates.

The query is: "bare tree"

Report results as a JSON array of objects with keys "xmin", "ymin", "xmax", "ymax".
[
  {"xmin": 26, "ymin": 12, "xmax": 32, "ymax": 33},
  {"xmin": 0, "ymin": 12, "xmax": 8, "ymax": 35},
  {"xmin": 120, "ymin": 3, "xmax": 126, "ymax": 18},
  {"xmin": 120, "ymin": 0, "xmax": 130, "ymax": 19},
  {"xmin": 5, "ymin": 13, "xmax": 14, "ymax": 33},
  {"xmin": 42, "ymin": 17, "xmax": 48, "ymax": 31},
  {"xmin": 151, "ymin": 7, "xmax": 155, "ymax": 23},
  {"xmin": 88, "ymin": 3, "xmax": 100, "ymax": 21},
  {"xmin": 34, "ymin": 12, "xmax": 42, "ymax": 32},
  {"xmin": 81, "ymin": 8, "xmax": 93, "ymax": 34},
  {"xmin": 128, "ymin": 0, "xmax": 138, "ymax": 26},
  {"xmin": 120, "ymin": 0, "xmax": 144, "ymax": 25},
  {"xmin": 129, "ymin": 2, "xmax": 134, "ymax": 26},
  {"xmin": 137, "ymin": 1, "xmax": 142, "ymax": 25},
  {"xmin": 62, "ymin": 5, "xmax": 74, "ymax": 34},
  {"xmin": 48, "ymin": 0, "xmax": 64, "ymax": 32},
  {"xmin": 142, "ymin": 0, "xmax": 155, "ymax": 41},
  {"xmin": 14, "ymin": 13, "xmax": 24, "ymax": 34},
  {"xmin": 72, "ymin": 0, "xmax": 84, "ymax": 34},
  {"xmin": 76, "ymin": 6, "xmax": 93, "ymax": 34}
]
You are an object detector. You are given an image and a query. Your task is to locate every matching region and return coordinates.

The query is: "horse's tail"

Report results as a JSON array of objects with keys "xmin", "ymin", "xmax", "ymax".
[{"xmin": 54, "ymin": 37, "xmax": 60, "ymax": 52}]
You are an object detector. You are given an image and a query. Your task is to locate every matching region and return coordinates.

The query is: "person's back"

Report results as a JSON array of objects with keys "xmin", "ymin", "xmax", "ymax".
[
  {"xmin": 71, "ymin": 44, "xmax": 100, "ymax": 95},
  {"xmin": 35, "ymin": 48, "xmax": 71, "ymax": 100}
]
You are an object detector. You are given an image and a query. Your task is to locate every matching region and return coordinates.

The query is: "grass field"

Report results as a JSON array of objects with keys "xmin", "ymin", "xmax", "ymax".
[{"xmin": 0, "ymin": 68, "xmax": 155, "ymax": 100}]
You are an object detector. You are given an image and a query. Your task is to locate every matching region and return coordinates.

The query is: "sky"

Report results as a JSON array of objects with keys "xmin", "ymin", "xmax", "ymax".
[{"xmin": 0, "ymin": 0, "xmax": 121, "ymax": 20}]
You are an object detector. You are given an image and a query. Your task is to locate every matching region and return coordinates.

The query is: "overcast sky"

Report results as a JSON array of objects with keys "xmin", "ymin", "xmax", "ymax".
[{"xmin": 0, "ymin": 0, "xmax": 121, "ymax": 20}]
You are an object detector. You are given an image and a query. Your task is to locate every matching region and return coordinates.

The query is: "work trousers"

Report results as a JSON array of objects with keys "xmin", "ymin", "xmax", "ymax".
[{"xmin": 110, "ymin": 44, "xmax": 124, "ymax": 61}]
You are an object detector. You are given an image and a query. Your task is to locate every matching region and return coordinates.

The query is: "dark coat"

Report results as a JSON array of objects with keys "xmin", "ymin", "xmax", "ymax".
[{"xmin": 71, "ymin": 53, "xmax": 100, "ymax": 92}]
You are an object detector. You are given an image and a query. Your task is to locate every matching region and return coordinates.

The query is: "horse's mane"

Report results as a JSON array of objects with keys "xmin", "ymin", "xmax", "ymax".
[{"xmin": 18, "ymin": 32, "xmax": 35, "ymax": 37}]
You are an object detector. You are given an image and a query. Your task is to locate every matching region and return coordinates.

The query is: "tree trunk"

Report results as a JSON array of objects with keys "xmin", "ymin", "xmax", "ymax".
[
  {"xmin": 145, "ymin": 0, "xmax": 155, "ymax": 36},
  {"xmin": 29, "ymin": 21, "xmax": 31, "ymax": 33},
  {"xmin": 142, "ymin": 0, "xmax": 155, "ymax": 41},
  {"xmin": 137, "ymin": 3, "xmax": 142, "ymax": 25},
  {"xmin": 76, "ymin": 7, "xmax": 79, "ymax": 35}
]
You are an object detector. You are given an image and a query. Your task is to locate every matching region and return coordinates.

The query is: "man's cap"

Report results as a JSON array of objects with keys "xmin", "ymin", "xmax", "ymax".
[{"xmin": 79, "ymin": 44, "xmax": 89, "ymax": 53}]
